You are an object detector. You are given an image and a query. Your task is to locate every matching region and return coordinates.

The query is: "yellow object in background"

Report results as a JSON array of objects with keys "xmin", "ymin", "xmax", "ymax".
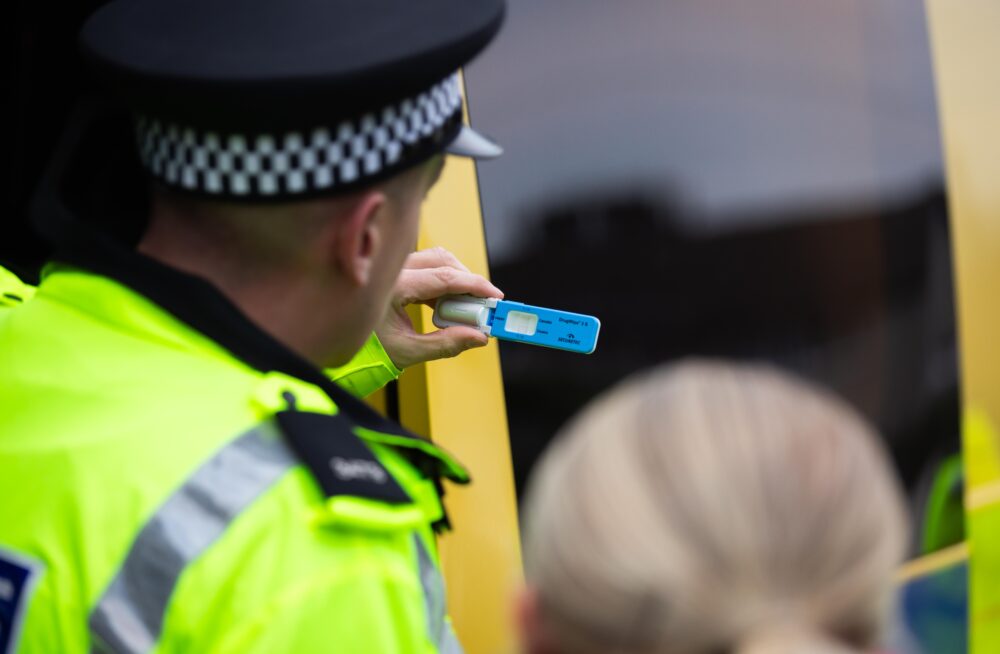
[
  {"xmin": 926, "ymin": 1, "xmax": 1000, "ymax": 651},
  {"xmin": 396, "ymin": 74, "xmax": 524, "ymax": 654}
]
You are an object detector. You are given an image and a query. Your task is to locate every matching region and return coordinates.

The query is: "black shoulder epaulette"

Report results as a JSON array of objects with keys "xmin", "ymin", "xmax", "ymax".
[{"xmin": 276, "ymin": 410, "xmax": 412, "ymax": 504}]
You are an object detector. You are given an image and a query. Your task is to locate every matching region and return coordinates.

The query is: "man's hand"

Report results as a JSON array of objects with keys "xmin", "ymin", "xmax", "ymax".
[{"xmin": 377, "ymin": 247, "xmax": 503, "ymax": 369}]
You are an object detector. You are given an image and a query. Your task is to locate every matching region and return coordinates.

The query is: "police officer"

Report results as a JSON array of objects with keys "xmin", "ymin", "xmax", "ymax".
[{"xmin": 0, "ymin": 0, "xmax": 505, "ymax": 652}]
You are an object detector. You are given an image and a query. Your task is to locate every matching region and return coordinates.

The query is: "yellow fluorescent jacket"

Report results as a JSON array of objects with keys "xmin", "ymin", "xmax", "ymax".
[{"xmin": 0, "ymin": 263, "xmax": 469, "ymax": 654}]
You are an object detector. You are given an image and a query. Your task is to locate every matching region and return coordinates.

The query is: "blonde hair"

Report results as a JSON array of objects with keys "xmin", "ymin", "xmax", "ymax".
[{"xmin": 522, "ymin": 360, "xmax": 908, "ymax": 654}]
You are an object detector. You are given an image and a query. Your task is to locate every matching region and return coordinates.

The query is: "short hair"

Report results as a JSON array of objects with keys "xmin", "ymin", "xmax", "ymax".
[
  {"xmin": 523, "ymin": 360, "xmax": 908, "ymax": 654},
  {"xmin": 145, "ymin": 157, "xmax": 434, "ymax": 276}
]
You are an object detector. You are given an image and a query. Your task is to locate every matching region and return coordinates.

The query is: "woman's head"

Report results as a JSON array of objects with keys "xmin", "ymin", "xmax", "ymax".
[{"xmin": 520, "ymin": 360, "xmax": 908, "ymax": 654}]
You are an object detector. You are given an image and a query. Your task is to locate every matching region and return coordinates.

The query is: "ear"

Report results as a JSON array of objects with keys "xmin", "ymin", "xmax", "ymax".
[{"xmin": 333, "ymin": 190, "xmax": 387, "ymax": 287}]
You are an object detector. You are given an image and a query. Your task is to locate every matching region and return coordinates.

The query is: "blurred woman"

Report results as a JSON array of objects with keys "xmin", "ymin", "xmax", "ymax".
[{"xmin": 519, "ymin": 360, "xmax": 908, "ymax": 654}]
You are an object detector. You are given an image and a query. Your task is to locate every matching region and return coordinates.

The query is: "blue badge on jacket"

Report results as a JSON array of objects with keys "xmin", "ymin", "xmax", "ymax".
[{"xmin": 0, "ymin": 547, "xmax": 42, "ymax": 654}]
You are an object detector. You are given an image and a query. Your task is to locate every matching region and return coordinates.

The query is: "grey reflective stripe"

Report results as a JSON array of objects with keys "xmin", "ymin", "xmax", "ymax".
[
  {"xmin": 89, "ymin": 423, "xmax": 295, "ymax": 653},
  {"xmin": 414, "ymin": 535, "xmax": 464, "ymax": 654},
  {"xmin": 439, "ymin": 622, "xmax": 464, "ymax": 654}
]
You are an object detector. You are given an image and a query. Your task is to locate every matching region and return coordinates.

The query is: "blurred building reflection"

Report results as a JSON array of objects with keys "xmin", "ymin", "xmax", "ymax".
[
  {"xmin": 490, "ymin": 187, "xmax": 957, "ymax": 497},
  {"xmin": 466, "ymin": 0, "xmax": 957, "ymax": 513}
]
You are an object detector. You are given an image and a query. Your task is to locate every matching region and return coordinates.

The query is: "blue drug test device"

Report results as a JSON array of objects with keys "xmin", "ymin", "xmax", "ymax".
[{"xmin": 432, "ymin": 295, "xmax": 601, "ymax": 354}]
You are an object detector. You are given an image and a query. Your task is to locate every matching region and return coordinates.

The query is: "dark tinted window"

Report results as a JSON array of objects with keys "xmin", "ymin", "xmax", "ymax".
[{"xmin": 466, "ymin": 0, "xmax": 958, "ymax": 523}]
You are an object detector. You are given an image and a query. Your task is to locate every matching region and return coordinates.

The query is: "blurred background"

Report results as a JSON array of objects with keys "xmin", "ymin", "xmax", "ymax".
[
  {"xmin": 9, "ymin": 0, "xmax": 960, "ymax": 551},
  {"xmin": 464, "ymin": 0, "xmax": 958, "ymax": 541}
]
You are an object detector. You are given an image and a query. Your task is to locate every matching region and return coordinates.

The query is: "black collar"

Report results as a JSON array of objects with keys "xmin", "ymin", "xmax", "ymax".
[{"xmin": 31, "ymin": 101, "xmax": 419, "ymax": 441}]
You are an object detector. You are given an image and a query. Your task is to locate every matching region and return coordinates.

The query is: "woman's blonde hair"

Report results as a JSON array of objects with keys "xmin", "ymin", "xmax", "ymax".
[{"xmin": 522, "ymin": 360, "xmax": 908, "ymax": 654}]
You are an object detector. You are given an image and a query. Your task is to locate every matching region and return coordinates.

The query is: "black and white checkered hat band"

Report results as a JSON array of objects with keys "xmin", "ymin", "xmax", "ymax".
[{"xmin": 136, "ymin": 73, "xmax": 463, "ymax": 199}]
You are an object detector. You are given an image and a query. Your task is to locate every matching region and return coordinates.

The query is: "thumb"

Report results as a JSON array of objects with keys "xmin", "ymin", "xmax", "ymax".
[{"xmin": 414, "ymin": 326, "xmax": 489, "ymax": 362}]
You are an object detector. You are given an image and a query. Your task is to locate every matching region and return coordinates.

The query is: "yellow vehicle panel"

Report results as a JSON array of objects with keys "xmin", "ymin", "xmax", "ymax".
[
  {"xmin": 397, "ymin": 75, "xmax": 523, "ymax": 654},
  {"xmin": 926, "ymin": 1, "xmax": 1000, "ymax": 651}
]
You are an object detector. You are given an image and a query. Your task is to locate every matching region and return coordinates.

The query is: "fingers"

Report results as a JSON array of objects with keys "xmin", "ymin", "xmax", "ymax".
[
  {"xmin": 413, "ymin": 326, "xmax": 489, "ymax": 362},
  {"xmin": 379, "ymin": 247, "xmax": 500, "ymax": 367},
  {"xmin": 380, "ymin": 325, "xmax": 489, "ymax": 368},
  {"xmin": 397, "ymin": 266, "xmax": 503, "ymax": 306},
  {"xmin": 404, "ymin": 246, "xmax": 470, "ymax": 272}
]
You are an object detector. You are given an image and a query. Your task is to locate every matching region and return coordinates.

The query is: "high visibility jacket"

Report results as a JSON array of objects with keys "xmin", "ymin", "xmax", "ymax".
[
  {"xmin": 0, "ymin": 257, "xmax": 470, "ymax": 653},
  {"xmin": 0, "ymin": 266, "xmax": 35, "ymax": 308}
]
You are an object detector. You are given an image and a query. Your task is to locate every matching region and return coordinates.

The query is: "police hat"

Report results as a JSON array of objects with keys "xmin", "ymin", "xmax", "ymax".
[{"xmin": 79, "ymin": 0, "xmax": 505, "ymax": 201}]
